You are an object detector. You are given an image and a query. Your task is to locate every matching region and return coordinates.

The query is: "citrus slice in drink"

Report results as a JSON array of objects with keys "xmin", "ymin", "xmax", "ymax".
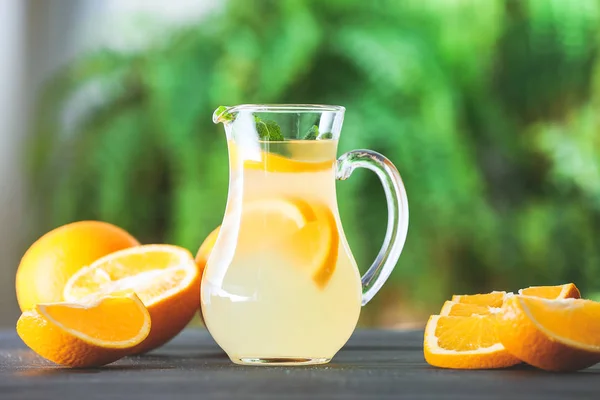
[
  {"xmin": 424, "ymin": 314, "xmax": 521, "ymax": 369},
  {"xmin": 439, "ymin": 301, "xmax": 497, "ymax": 317},
  {"xmin": 63, "ymin": 244, "xmax": 200, "ymax": 353},
  {"xmin": 240, "ymin": 198, "xmax": 338, "ymax": 288},
  {"xmin": 16, "ymin": 292, "xmax": 150, "ymax": 367},
  {"xmin": 497, "ymin": 296, "xmax": 600, "ymax": 371},
  {"xmin": 201, "ymin": 197, "xmax": 339, "ymax": 288},
  {"xmin": 229, "ymin": 142, "xmax": 333, "ymax": 173},
  {"xmin": 283, "ymin": 201, "xmax": 339, "ymax": 288},
  {"xmin": 245, "ymin": 152, "xmax": 333, "ymax": 173},
  {"xmin": 518, "ymin": 283, "xmax": 581, "ymax": 300},
  {"xmin": 451, "ymin": 291, "xmax": 507, "ymax": 307},
  {"xmin": 235, "ymin": 198, "xmax": 314, "ymax": 252}
]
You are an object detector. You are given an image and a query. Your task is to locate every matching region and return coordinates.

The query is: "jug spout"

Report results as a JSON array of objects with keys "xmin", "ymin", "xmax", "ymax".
[{"xmin": 213, "ymin": 106, "xmax": 235, "ymax": 124}]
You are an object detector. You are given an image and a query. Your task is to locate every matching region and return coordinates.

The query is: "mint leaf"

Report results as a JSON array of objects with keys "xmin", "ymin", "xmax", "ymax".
[
  {"xmin": 254, "ymin": 116, "xmax": 283, "ymax": 141},
  {"xmin": 215, "ymin": 105, "xmax": 234, "ymax": 122},
  {"xmin": 303, "ymin": 125, "xmax": 319, "ymax": 140},
  {"xmin": 303, "ymin": 125, "xmax": 333, "ymax": 140}
]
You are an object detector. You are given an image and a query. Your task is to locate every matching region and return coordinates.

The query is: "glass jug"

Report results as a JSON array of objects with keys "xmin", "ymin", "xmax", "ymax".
[{"xmin": 201, "ymin": 104, "xmax": 409, "ymax": 365}]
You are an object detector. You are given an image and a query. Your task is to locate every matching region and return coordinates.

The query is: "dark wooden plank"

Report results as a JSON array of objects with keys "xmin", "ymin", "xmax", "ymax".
[{"xmin": 0, "ymin": 329, "xmax": 599, "ymax": 400}]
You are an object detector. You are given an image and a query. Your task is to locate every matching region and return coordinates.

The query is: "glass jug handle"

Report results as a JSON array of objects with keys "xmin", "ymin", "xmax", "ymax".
[{"xmin": 336, "ymin": 150, "xmax": 409, "ymax": 306}]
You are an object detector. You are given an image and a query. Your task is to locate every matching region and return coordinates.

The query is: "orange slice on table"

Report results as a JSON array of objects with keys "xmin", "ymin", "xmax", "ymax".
[
  {"xmin": 424, "ymin": 314, "xmax": 521, "ymax": 369},
  {"xmin": 439, "ymin": 301, "xmax": 497, "ymax": 317},
  {"xmin": 451, "ymin": 291, "xmax": 507, "ymax": 307},
  {"xmin": 63, "ymin": 244, "xmax": 200, "ymax": 353},
  {"xmin": 497, "ymin": 295, "xmax": 600, "ymax": 372},
  {"xmin": 518, "ymin": 283, "xmax": 581, "ymax": 300},
  {"xmin": 447, "ymin": 284, "xmax": 579, "ymax": 315},
  {"xmin": 17, "ymin": 293, "xmax": 150, "ymax": 367}
]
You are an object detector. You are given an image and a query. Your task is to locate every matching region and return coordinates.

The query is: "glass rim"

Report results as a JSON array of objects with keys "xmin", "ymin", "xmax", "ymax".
[{"xmin": 225, "ymin": 104, "xmax": 345, "ymax": 113}]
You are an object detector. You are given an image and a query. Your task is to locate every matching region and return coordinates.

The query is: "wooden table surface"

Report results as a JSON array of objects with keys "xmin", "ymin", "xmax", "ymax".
[{"xmin": 0, "ymin": 329, "xmax": 599, "ymax": 399}]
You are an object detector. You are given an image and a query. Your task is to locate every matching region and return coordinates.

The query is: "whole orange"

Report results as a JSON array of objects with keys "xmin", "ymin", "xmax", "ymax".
[
  {"xmin": 195, "ymin": 226, "xmax": 220, "ymax": 274},
  {"xmin": 195, "ymin": 226, "xmax": 220, "ymax": 323},
  {"xmin": 16, "ymin": 221, "xmax": 139, "ymax": 311}
]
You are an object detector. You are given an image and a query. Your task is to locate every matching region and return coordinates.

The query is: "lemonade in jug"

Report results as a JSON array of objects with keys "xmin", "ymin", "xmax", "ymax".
[{"xmin": 202, "ymin": 105, "xmax": 408, "ymax": 365}]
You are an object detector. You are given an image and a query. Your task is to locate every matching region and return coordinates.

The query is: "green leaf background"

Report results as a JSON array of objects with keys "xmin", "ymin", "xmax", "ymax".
[{"xmin": 28, "ymin": 0, "xmax": 600, "ymax": 325}]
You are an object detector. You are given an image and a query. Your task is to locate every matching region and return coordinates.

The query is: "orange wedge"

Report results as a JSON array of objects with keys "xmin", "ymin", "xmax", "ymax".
[
  {"xmin": 424, "ymin": 315, "xmax": 521, "ymax": 369},
  {"xmin": 451, "ymin": 291, "xmax": 507, "ymax": 307},
  {"xmin": 17, "ymin": 293, "xmax": 150, "ymax": 367},
  {"xmin": 497, "ymin": 296, "xmax": 600, "ymax": 371},
  {"xmin": 518, "ymin": 283, "xmax": 581, "ymax": 300},
  {"xmin": 439, "ymin": 301, "xmax": 497, "ymax": 317},
  {"xmin": 63, "ymin": 244, "xmax": 200, "ymax": 353}
]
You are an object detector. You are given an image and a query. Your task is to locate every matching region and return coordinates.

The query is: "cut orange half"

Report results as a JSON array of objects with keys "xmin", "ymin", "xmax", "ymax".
[
  {"xmin": 451, "ymin": 291, "xmax": 507, "ymax": 307},
  {"xmin": 518, "ymin": 283, "xmax": 581, "ymax": 300},
  {"xmin": 64, "ymin": 244, "xmax": 200, "ymax": 353},
  {"xmin": 17, "ymin": 293, "xmax": 150, "ymax": 367},
  {"xmin": 424, "ymin": 315, "xmax": 521, "ymax": 369},
  {"xmin": 497, "ymin": 295, "xmax": 600, "ymax": 371},
  {"xmin": 439, "ymin": 301, "xmax": 497, "ymax": 317}
]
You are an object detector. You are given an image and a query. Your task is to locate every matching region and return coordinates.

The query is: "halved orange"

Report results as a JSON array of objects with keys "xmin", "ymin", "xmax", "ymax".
[
  {"xmin": 17, "ymin": 293, "xmax": 150, "ymax": 367},
  {"xmin": 439, "ymin": 301, "xmax": 497, "ymax": 317},
  {"xmin": 424, "ymin": 315, "xmax": 521, "ymax": 369},
  {"xmin": 64, "ymin": 244, "xmax": 200, "ymax": 353},
  {"xmin": 497, "ymin": 295, "xmax": 600, "ymax": 371},
  {"xmin": 451, "ymin": 291, "xmax": 507, "ymax": 307},
  {"xmin": 518, "ymin": 283, "xmax": 581, "ymax": 300}
]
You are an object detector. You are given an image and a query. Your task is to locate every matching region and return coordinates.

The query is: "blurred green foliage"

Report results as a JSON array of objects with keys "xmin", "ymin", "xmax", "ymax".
[{"xmin": 29, "ymin": 0, "xmax": 600, "ymax": 323}]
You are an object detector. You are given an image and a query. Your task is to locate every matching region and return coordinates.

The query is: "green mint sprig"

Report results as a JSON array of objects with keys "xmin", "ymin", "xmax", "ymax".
[
  {"xmin": 254, "ymin": 116, "xmax": 283, "ymax": 141},
  {"xmin": 214, "ymin": 105, "xmax": 235, "ymax": 122},
  {"xmin": 215, "ymin": 106, "xmax": 283, "ymax": 141},
  {"xmin": 303, "ymin": 125, "xmax": 319, "ymax": 140},
  {"xmin": 302, "ymin": 125, "xmax": 333, "ymax": 140}
]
